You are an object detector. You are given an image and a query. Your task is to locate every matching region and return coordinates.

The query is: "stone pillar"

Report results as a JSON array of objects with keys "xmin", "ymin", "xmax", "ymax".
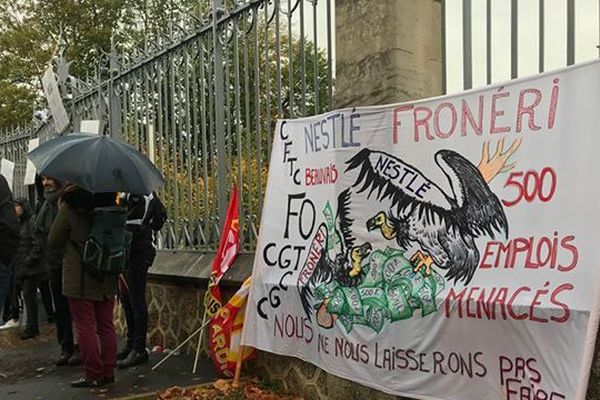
[{"xmin": 335, "ymin": 0, "xmax": 443, "ymax": 108}]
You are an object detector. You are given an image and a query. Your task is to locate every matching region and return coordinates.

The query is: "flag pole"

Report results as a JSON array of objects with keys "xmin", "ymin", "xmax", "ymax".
[
  {"xmin": 151, "ymin": 318, "xmax": 211, "ymax": 371},
  {"xmin": 232, "ymin": 345, "xmax": 245, "ymax": 388},
  {"xmin": 231, "ymin": 286, "xmax": 252, "ymax": 389},
  {"xmin": 158, "ymin": 186, "xmax": 239, "ymax": 375},
  {"xmin": 192, "ymin": 307, "xmax": 209, "ymax": 373},
  {"xmin": 193, "ymin": 185, "xmax": 239, "ymax": 374}
]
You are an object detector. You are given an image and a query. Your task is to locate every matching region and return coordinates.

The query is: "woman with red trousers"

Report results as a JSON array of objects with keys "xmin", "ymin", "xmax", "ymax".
[{"xmin": 48, "ymin": 185, "xmax": 118, "ymax": 388}]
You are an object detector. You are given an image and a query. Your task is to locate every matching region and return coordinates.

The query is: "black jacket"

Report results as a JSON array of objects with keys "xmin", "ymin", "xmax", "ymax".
[
  {"xmin": 35, "ymin": 191, "xmax": 62, "ymax": 271},
  {"xmin": 125, "ymin": 192, "xmax": 166, "ymax": 255},
  {"xmin": 12, "ymin": 199, "xmax": 46, "ymax": 280},
  {"xmin": 0, "ymin": 175, "xmax": 19, "ymax": 266}
]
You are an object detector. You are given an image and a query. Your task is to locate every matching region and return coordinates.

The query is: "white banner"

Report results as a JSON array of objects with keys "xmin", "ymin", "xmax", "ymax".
[
  {"xmin": 242, "ymin": 60, "xmax": 600, "ymax": 400},
  {"xmin": 148, "ymin": 124, "xmax": 156, "ymax": 165},
  {"xmin": 23, "ymin": 138, "xmax": 39, "ymax": 186},
  {"xmin": 79, "ymin": 120, "xmax": 101, "ymax": 135},
  {"xmin": 0, "ymin": 159, "xmax": 15, "ymax": 191},
  {"xmin": 42, "ymin": 66, "xmax": 70, "ymax": 134}
]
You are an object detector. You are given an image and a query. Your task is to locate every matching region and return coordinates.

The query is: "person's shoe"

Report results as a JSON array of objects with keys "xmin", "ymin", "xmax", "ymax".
[
  {"xmin": 117, "ymin": 349, "xmax": 149, "ymax": 369},
  {"xmin": 70, "ymin": 377, "xmax": 103, "ymax": 388},
  {"xmin": 101, "ymin": 375, "xmax": 115, "ymax": 385},
  {"xmin": 20, "ymin": 328, "xmax": 39, "ymax": 340},
  {"xmin": 0, "ymin": 319, "xmax": 20, "ymax": 330},
  {"xmin": 67, "ymin": 348, "xmax": 81, "ymax": 366},
  {"xmin": 117, "ymin": 347, "xmax": 132, "ymax": 361},
  {"xmin": 56, "ymin": 350, "xmax": 73, "ymax": 367}
]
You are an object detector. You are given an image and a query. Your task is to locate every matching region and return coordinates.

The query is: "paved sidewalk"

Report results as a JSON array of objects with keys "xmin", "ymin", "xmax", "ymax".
[{"xmin": 0, "ymin": 324, "xmax": 217, "ymax": 400}]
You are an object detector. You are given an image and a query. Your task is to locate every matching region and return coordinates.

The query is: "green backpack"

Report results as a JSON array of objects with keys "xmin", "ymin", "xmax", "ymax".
[{"xmin": 82, "ymin": 206, "xmax": 132, "ymax": 277}]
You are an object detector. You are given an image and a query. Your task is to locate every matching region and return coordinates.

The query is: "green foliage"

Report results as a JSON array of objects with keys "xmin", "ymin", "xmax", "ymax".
[
  {"xmin": 0, "ymin": 0, "xmax": 212, "ymax": 129},
  {"xmin": 115, "ymin": 18, "xmax": 331, "ymax": 242},
  {"xmin": 0, "ymin": 82, "xmax": 37, "ymax": 128},
  {"xmin": 0, "ymin": 1, "xmax": 332, "ymax": 250}
]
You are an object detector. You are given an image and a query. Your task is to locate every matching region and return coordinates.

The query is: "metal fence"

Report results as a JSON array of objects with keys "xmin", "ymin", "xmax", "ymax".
[
  {"xmin": 0, "ymin": 0, "xmax": 334, "ymax": 253},
  {"xmin": 1, "ymin": 0, "xmax": 597, "ymax": 252},
  {"xmin": 0, "ymin": 120, "xmax": 58, "ymax": 200}
]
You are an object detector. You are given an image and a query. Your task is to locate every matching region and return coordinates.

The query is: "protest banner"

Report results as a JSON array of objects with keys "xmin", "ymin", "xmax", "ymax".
[
  {"xmin": 79, "ymin": 120, "xmax": 101, "ymax": 135},
  {"xmin": 0, "ymin": 159, "xmax": 15, "ymax": 191},
  {"xmin": 242, "ymin": 60, "xmax": 600, "ymax": 400},
  {"xmin": 41, "ymin": 65, "xmax": 70, "ymax": 134},
  {"xmin": 23, "ymin": 138, "xmax": 39, "ymax": 186}
]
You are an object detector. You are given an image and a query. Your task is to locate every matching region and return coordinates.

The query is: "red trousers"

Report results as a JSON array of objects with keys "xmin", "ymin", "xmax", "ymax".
[{"xmin": 68, "ymin": 297, "xmax": 117, "ymax": 381}]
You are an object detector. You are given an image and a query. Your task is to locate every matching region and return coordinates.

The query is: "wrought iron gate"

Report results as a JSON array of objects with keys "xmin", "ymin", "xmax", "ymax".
[{"xmin": 0, "ymin": 0, "xmax": 335, "ymax": 252}]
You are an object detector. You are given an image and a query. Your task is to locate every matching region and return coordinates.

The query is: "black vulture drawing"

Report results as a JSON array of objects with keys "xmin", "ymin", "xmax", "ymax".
[
  {"xmin": 299, "ymin": 188, "xmax": 372, "ymax": 320},
  {"xmin": 349, "ymin": 148, "xmax": 509, "ymax": 285}
]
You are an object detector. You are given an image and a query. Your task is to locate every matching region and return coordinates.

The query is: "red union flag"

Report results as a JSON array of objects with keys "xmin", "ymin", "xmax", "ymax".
[
  {"xmin": 212, "ymin": 185, "xmax": 240, "ymax": 285},
  {"xmin": 205, "ymin": 186, "xmax": 240, "ymax": 376},
  {"xmin": 209, "ymin": 277, "xmax": 255, "ymax": 377}
]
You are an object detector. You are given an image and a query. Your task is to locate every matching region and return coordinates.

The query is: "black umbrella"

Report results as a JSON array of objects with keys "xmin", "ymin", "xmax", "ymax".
[{"xmin": 27, "ymin": 134, "xmax": 164, "ymax": 194}]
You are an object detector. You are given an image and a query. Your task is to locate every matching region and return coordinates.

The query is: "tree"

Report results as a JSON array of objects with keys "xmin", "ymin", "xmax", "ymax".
[
  {"xmin": 113, "ymin": 14, "xmax": 332, "ymax": 249},
  {"xmin": 0, "ymin": 1, "xmax": 333, "ymax": 250},
  {"xmin": 116, "ymin": 19, "xmax": 331, "ymax": 211},
  {"xmin": 0, "ymin": 0, "xmax": 211, "ymax": 129}
]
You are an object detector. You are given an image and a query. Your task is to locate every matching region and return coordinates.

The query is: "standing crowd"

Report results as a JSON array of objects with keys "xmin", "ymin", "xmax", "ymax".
[{"xmin": 0, "ymin": 173, "xmax": 166, "ymax": 388}]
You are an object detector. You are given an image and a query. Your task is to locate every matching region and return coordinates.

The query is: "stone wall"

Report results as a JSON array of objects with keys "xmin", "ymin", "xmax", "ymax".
[
  {"xmin": 335, "ymin": 0, "xmax": 443, "ymax": 108},
  {"xmin": 134, "ymin": 278, "xmax": 600, "ymax": 400},
  {"xmin": 252, "ymin": 351, "xmax": 404, "ymax": 400},
  {"xmin": 115, "ymin": 281, "xmax": 206, "ymax": 354},
  {"xmin": 113, "ymin": 250, "xmax": 255, "ymax": 353}
]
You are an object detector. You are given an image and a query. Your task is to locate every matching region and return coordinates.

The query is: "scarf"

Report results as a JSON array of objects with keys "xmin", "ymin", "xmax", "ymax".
[{"xmin": 35, "ymin": 189, "xmax": 60, "ymax": 233}]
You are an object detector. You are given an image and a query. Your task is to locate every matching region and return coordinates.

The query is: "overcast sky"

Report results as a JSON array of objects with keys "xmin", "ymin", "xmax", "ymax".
[
  {"xmin": 294, "ymin": 0, "xmax": 599, "ymax": 94},
  {"xmin": 444, "ymin": 0, "xmax": 599, "ymax": 93}
]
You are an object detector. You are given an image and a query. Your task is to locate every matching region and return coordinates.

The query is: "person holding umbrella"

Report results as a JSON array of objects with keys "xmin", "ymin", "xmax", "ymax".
[
  {"xmin": 47, "ymin": 185, "xmax": 120, "ymax": 387},
  {"xmin": 28, "ymin": 133, "xmax": 165, "ymax": 387}
]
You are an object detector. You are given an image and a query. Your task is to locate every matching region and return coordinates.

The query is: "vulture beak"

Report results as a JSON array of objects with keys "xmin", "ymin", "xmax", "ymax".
[
  {"xmin": 366, "ymin": 217, "xmax": 377, "ymax": 231},
  {"xmin": 367, "ymin": 212, "xmax": 386, "ymax": 231},
  {"xmin": 359, "ymin": 242, "xmax": 372, "ymax": 257}
]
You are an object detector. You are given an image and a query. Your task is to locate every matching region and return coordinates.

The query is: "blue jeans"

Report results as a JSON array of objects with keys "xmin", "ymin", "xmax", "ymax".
[{"xmin": 0, "ymin": 261, "xmax": 12, "ymax": 317}]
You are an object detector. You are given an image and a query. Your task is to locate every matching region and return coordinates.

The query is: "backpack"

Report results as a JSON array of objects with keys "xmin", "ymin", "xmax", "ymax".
[
  {"xmin": 82, "ymin": 206, "xmax": 132, "ymax": 277},
  {"xmin": 144, "ymin": 193, "xmax": 167, "ymax": 232}
]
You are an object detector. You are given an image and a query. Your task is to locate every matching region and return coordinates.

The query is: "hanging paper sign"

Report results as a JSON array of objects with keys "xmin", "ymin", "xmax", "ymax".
[
  {"xmin": 23, "ymin": 138, "xmax": 40, "ymax": 186},
  {"xmin": 42, "ymin": 66, "xmax": 70, "ymax": 134}
]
